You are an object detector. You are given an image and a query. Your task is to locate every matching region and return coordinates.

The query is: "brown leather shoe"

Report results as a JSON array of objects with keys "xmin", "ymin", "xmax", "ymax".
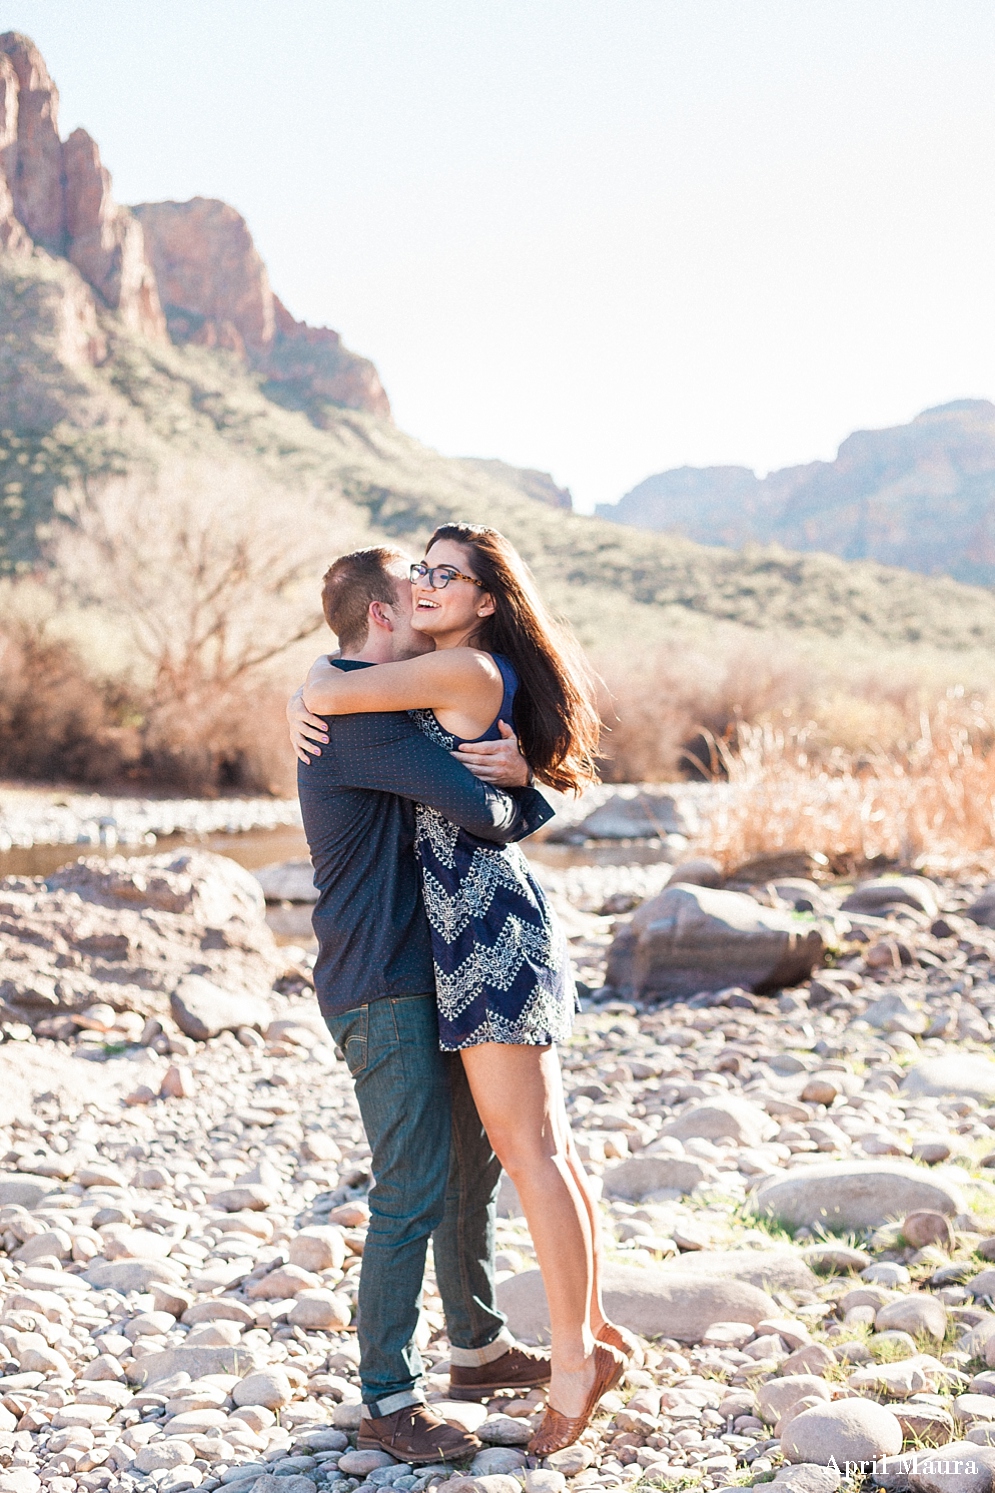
[
  {"xmin": 357, "ymin": 1404, "xmax": 481, "ymax": 1464},
  {"xmin": 449, "ymin": 1343, "xmax": 552, "ymax": 1401},
  {"xmin": 597, "ymin": 1320, "xmax": 642, "ymax": 1366},
  {"xmin": 527, "ymin": 1342, "xmax": 625, "ymax": 1456}
]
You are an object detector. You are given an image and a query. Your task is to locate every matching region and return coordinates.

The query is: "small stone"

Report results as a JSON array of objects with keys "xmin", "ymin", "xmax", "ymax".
[
  {"xmin": 524, "ymin": 1473, "xmax": 566, "ymax": 1493},
  {"xmin": 161, "ymin": 1064, "xmax": 195, "ymax": 1099},
  {"xmin": 288, "ymin": 1290, "xmax": 352, "ymax": 1330},
  {"xmin": 902, "ymin": 1055, "xmax": 995, "ymax": 1102},
  {"xmin": 288, "ymin": 1227, "xmax": 347, "ymax": 1273},
  {"xmin": 759, "ymin": 1377, "xmax": 832, "ymax": 1426},
  {"xmin": 77, "ymin": 1162, "xmax": 127, "ymax": 1188},
  {"xmin": 701, "ymin": 1322, "xmax": 756, "ymax": 1348},
  {"xmin": 20, "ymin": 1344, "xmax": 71, "ymax": 1376},
  {"xmin": 801, "ymin": 1077, "xmax": 841, "ymax": 1106},
  {"xmin": 331, "ymin": 1400, "xmax": 364, "ymax": 1430},
  {"xmin": 470, "ymin": 1449, "xmax": 527, "ymax": 1475},
  {"xmin": 602, "ymin": 1155, "xmax": 712, "ymax": 1198},
  {"xmin": 182, "ymin": 1299, "xmax": 255, "ymax": 1325},
  {"xmin": 81, "ymin": 1353, "xmax": 126, "ymax": 1381},
  {"xmin": 895, "ymin": 1405, "xmax": 955, "ymax": 1445},
  {"xmin": 781, "ymin": 1343, "xmax": 836, "ymax": 1376},
  {"xmin": 473, "ymin": 1478, "xmax": 521, "ymax": 1493},
  {"xmin": 771, "ymin": 1466, "xmax": 841, "ymax": 1493},
  {"xmin": 862, "ymin": 1262, "xmax": 910, "ymax": 1286},
  {"xmin": 904, "ymin": 1211, "xmax": 956, "ymax": 1250},
  {"xmin": 170, "ymin": 975, "xmax": 270, "ymax": 1041},
  {"xmin": 968, "ymin": 1270, "xmax": 995, "ymax": 1300},
  {"xmin": 337, "ymin": 1453, "xmax": 397, "ymax": 1477},
  {"xmin": 476, "ymin": 1415, "xmax": 531, "ymax": 1446},
  {"xmin": 781, "ymin": 1398, "xmax": 903, "ymax": 1465},
  {"xmin": 541, "ymin": 1445, "xmax": 593, "ymax": 1476},
  {"xmin": 185, "ymin": 1320, "xmax": 241, "ymax": 1345},
  {"xmin": 211, "ymin": 1185, "xmax": 275, "ymax": 1212},
  {"xmin": 125, "ymin": 1085, "xmax": 158, "ymax": 1106},
  {"xmin": 151, "ymin": 1283, "xmax": 195, "ymax": 1317},
  {"xmin": 906, "ymin": 1441, "xmax": 995, "ymax": 1493},
  {"xmin": 135, "ymin": 1443, "xmax": 197, "ymax": 1473},
  {"xmin": 86, "ymin": 1258, "xmax": 184, "ymax": 1292},
  {"xmin": 0, "ymin": 1474, "xmax": 42, "ymax": 1493},
  {"xmin": 848, "ymin": 1357, "xmax": 933, "ymax": 1398},
  {"xmin": 246, "ymin": 1264, "xmax": 321, "ymax": 1298},
  {"xmin": 954, "ymin": 1396, "xmax": 995, "ymax": 1425},
  {"xmin": 799, "ymin": 1244, "xmax": 871, "ymax": 1274},
  {"xmin": 298, "ymin": 1430, "xmax": 348, "ymax": 1451},
  {"xmin": 875, "ymin": 1293, "xmax": 947, "ymax": 1340},
  {"xmin": 232, "ymin": 1369, "xmax": 293, "ymax": 1410}
]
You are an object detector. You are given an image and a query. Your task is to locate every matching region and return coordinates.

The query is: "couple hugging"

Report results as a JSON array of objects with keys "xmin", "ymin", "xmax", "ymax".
[{"xmin": 288, "ymin": 522, "xmax": 635, "ymax": 1467}]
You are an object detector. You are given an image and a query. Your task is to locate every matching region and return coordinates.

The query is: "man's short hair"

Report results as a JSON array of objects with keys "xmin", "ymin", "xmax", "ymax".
[{"xmin": 321, "ymin": 546, "xmax": 409, "ymax": 651}]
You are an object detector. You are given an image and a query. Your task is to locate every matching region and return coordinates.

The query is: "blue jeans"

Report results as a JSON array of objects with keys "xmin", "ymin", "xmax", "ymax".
[{"xmin": 325, "ymin": 993, "xmax": 508, "ymax": 1416}]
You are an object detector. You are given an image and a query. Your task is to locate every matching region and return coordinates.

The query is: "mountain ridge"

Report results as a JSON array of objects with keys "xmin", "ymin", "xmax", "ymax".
[
  {"xmin": 596, "ymin": 399, "xmax": 995, "ymax": 585},
  {"xmin": 4, "ymin": 34, "xmax": 995, "ymax": 659}
]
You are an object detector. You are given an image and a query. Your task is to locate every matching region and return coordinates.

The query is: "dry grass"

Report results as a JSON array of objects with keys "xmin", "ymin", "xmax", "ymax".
[{"xmin": 696, "ymin": 699, "xmax": 995, "ymax": 875}]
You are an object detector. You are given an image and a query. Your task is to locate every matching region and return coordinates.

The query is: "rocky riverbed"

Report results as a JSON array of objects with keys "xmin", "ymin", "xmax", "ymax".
[{"xmin": 6, "ymin": 850, "xmax": 995, "ymax": 1493}]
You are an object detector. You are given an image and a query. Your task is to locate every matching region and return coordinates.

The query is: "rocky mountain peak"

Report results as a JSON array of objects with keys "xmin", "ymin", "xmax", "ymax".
[
  {"xmin": 0, "ymin": 33, "xmax": 389, "ymax": 420},
  {"xmin": 133, "ymin": 197, "xmax": 390, "ymax": 421}
]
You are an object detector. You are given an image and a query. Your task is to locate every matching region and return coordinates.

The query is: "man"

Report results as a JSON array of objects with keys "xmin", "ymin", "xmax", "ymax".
[{"xmin": 288, "ymin": 546, "xmax": 553, "ymax": 1465}]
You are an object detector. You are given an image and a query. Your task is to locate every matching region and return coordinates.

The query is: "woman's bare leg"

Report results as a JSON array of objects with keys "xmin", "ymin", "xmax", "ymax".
[
  {"xmin": 460, "ymin": 1043, "xmax": 599, "ymax": 1418},
  {"xmin": 565, "ymin": 1138, "xmax": 608, "ymax": 1336}
]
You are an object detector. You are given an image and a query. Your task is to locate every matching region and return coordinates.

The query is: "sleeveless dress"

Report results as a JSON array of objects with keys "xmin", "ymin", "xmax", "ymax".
[{"xmin": 409, "ymin": 654, "xmax": 577, "ymax": 1051}]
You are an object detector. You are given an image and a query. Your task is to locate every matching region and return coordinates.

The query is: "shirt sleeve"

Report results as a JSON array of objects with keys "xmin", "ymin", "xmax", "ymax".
[{"xmin": 327, "ymin": 712, "xmax": 554, "ymax": 843}]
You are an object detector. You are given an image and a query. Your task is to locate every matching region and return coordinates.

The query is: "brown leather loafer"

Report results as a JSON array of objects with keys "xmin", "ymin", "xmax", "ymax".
[
  {"xmin": 449, "ymin": 1342, "xmax": 552, "ymax": 1401},
  {"xmin": 357, "ymin": 1404, "xmax": 481, "ymax": 1463}
]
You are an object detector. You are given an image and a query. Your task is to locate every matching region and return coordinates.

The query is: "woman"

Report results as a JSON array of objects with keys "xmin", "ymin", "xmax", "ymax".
[{"xmin": 301, "ymin": 523, "xmax": 635, "ymax": 1454}]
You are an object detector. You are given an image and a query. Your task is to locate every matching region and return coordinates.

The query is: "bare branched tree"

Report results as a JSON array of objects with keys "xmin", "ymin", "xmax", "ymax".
[{"xmin": 46, "ymin": 460, "xmax": 367, "ymax": 788}]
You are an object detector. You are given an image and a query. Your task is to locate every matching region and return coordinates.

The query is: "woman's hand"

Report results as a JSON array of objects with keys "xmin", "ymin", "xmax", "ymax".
[
  {"xmin": 454, "ymin": 721, "xmax": 531, "ymax": 787},
  {"xmin": 287, "ymin": 686, "xmax": 329, "ymax": 765}
]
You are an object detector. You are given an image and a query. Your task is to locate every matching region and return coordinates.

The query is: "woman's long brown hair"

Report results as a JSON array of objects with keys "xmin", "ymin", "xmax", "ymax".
[{"xmin": 427, "ymin": 523, "xmax": 600, "ymax": 793}]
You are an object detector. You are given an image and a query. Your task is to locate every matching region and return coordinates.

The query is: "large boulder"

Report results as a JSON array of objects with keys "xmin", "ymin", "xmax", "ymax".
[
  {"xmin": 606, "ymin": 884, "xmax": 824, "ymax": 999},
  {"xmin": 902, "ymin": 1056, "xmax": 995, "ymax": 1102},
  {"xmin": 752, "ymin": 1160, "xmax": 965, "ymax": 1230},
  {"xmin": 0, "ymin": 850, "xmax": 282, "ymax": 1029},
  {"xmin": 497, "ymin": 1262, "xmax": 777, "ymax": 1344},
  {"xmin": 663, "ymin": 1248, "xmax": 818, "ymax": 1294}
]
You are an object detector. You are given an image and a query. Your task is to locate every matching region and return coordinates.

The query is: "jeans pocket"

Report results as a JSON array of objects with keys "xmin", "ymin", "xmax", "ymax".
[{"xmin": 328, "ymin": 1006, "xmax": 368, "ymax": 1076}]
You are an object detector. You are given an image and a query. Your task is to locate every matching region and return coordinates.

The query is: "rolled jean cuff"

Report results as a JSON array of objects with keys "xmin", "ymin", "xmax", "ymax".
[
  {"xmin": 361, "ymin": 1389, "xmax": 426, "ymax": 1419},
  {"xmin": 448, "ymin": 1327, "xmax": 516, "ymax": 1368}
]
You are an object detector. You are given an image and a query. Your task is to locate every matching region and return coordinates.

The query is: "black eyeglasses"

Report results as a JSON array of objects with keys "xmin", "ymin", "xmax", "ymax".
[{"xmin": 409, "ymin": 562, "xmax": 484, "ymax": 590}]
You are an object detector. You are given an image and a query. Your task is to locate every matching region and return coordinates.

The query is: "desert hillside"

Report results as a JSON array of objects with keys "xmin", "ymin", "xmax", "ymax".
[
  {"xmin": 597, "ymin": 400, "xmax": 995, "ymax": 586},
  {"xmin": 2, "ymin": 34, "xmax": 995, "ymax": 654}
]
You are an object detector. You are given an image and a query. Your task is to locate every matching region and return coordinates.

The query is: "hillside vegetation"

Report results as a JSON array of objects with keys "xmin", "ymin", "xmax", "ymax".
[{"xmin": 6, "ymin": 256, "xmax": 995, "ymax": 657}]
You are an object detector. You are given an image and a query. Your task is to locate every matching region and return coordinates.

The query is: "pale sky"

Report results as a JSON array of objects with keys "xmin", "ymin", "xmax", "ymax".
[{"xmin": 7, "ymin": 1, "xmax": 995, "ymax": 512}]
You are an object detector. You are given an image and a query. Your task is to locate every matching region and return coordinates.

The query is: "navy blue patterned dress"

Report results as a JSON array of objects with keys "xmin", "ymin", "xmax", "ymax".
[{"xmin": 409, "ymin": 654, "xmax": 576, "ymax": 1051}]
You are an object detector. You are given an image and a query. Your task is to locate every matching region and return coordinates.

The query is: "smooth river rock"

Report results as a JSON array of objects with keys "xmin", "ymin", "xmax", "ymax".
[
  {"xmin": 607, "ymin": 882, "xmax": 824, "ymax": 999},
  {"xmin": 781, "ymin": 1399, "xmax": 903, "ymax": 1466},
  {"xmin": 752, "ymin": 1160, "xmax": 965, "ymax": 1229},
  {"xmin": 497, "ymin": 1261, "xmax": 777, "ymax": 1344},
  {"xmin": 902, "ymin": 1056, "xmax": 995, "ymax": 1102}
]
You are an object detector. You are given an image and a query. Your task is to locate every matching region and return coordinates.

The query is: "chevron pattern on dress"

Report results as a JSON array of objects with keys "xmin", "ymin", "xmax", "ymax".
[{"xmin": 408, "ymin": 696, "xmax": 576, "ymax": 1052}]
